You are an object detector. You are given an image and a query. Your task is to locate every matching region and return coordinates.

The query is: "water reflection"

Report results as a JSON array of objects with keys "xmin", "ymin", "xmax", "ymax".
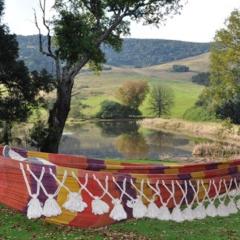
[
  {"xmin": 96, "ymin": 120, "xmax": 139, "ymax": 137},
  {"xmin": 115, "ymin": 133, "xmax": 149, "ymax": 159},
  {"xmin": 59, "ymin": 121, "xmax": 195, "ymax": 160}
]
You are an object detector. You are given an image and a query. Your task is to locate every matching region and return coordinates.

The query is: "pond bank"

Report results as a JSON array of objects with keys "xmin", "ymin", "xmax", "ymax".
[{"xmin": 140, "ymin": 118, "xmax": 240, "ymax": 147}]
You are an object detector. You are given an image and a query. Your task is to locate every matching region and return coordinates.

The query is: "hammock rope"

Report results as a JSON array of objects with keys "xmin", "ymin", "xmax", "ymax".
[{"xmin": 18, "ymin": 163, "xmax": 240, "ymax": 222}]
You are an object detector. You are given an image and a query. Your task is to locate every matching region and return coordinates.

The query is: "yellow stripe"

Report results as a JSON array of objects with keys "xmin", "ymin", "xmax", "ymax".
[
  {"xmin": 164, "ymin": 168, "xmax": 179, "ymax": 174},
  {"xmin": 191, "ymin": 171, "xmax": 205, "ymax": 179},
  {"xmin": 47, "ymin": 167, "xmax": 79, "ymax": 224},
  {"xmin": 105, "ymin": 163, "xmax": 125, "ymax": 170},
  {"xmin": 218, "ymin": 164, "xmax": 229, "ymax": 169},
  {"xmin": 28, "ymin": 151, "xmax": 49, "ymax": 160}
]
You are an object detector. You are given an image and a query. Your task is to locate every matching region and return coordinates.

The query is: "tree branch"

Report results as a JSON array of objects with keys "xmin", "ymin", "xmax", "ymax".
[
  {"xmin": 34, "ymin": 0, "xmax": 56, "ymax": 59},
  {"xmin": 34, "ymin": 9, "xmax": 46, "ymax": 56},
  {"xmin": 39, "ymin": 0, "xmax": 55, "ymax": 59},
  {"xmin": 68, "ymin": 13, "xmax": 126, "ymax": 80}
]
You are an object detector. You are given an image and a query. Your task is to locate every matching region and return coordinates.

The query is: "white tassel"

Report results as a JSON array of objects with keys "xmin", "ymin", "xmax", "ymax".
[
  {"xmin": 171, "ymin": 207, "xmax": 184, "ymax": 222},
  {"xmin": 27, "ymin": 195, "xmax": 43, "ymax": 219},
  {"xmin": 158, "ymin": 206, "xmax": 171, "ymax": 221},
  {"xmin": 192, "ymin": 204, "xmax": 206, "ymax": 220},
  {"xmin": 127, "ymin": 197, "xmax": 147, "ymax": 219},
  {"xmin": 110, "ymin": 199, "xmax": 127, "ymax": 221},
  {"xmin": 206, "ymin": 203, "xmax": 217, "ymax": 217},
  {"xmin": 217, "ymin": 202, "xmax": 230, "ymax": 217},
  {"xmin": 146, "ymin": 201, "xmax": 159, "ymax": 219},
  {"xmin": 43, "ymin": 195, "xmax": 62, "ymax": 217},
  {"xmin": 227, "ymin": 199, "xmax": 238, "ymax": 214},
  {"xmin": 92, "ymin": 197, "xmax": 109, "ymax": 215},
  {"xmin": 63, "ymin": 192, "xmax": 87, "ymax": 212},
  {"xmin": 228, "ymin": 189, "xmax": 238, "ymax": 197},
  {"xmin": 182, "ymin": 207, "xmax": 194, "ymax": 221},
  {"xmin": 236, "ymin": 199, "xmax": 240, "ymax": 209}
]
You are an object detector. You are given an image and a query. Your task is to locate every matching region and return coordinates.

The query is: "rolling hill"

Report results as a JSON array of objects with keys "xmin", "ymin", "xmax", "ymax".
[
  {"xmin": 69, "ymin": 52, "xmax": 209, "ymax": 119},
  {"xmin": 17, "ymin": 35, "xmax": 210, "ymax": 72}
]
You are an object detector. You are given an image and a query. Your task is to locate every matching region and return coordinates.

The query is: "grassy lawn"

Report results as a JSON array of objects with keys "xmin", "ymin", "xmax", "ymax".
[
  {"xmin": 1, "ymin": 204, "xmax": 240, "ymax": 240},
  {"xmin": 74, "ymin": 69, "xmax": 203, "ymax": 119},
  {"xmin": 141, "ymin": 78, "xmax": 203, "ymax": 118}
]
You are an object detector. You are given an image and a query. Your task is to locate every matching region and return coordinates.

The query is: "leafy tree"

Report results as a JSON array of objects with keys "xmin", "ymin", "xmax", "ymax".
[
  {"xmin": 197, "ymin": 9, "xmax": 240, "ymax": 123},
  {"xmin": 34, "ymin": 0, "xmax": 183, "ymax": 153},
  {"xmin": 215, "ymin": 90, "xmax": 240, "ymax": 124},
  {"xmin": 116, "ymin": 80, "xmax": 149, "ymax": 110},
  {"xmin": 148, "ymin": 84, "xmax": 174, "ymax": 117},
  {"xmin": 0, "ymin": 0, "xmax": 55, "ymax": 143}
]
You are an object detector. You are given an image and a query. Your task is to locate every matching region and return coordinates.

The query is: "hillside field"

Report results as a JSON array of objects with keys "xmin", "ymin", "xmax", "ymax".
[
  {"xmin": 71, "ymin": 53, "xmax": 209, "ymax": 119},
  {"xmin": 17, "ymin": 36, "xmax": 210, "ymax": 72}
]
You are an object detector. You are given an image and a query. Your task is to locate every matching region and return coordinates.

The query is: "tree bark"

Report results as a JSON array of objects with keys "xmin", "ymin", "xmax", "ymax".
[
  {"xmin": 38, "ymin": 13, "xmax": 127, "ymax": 153},
  {"xmin": 40, "ymin": 72, "xmax": 73, "ymax": 153},
  {"xmin": 2, "ymin": 121, "xmax": 12, "ymax": 145}
]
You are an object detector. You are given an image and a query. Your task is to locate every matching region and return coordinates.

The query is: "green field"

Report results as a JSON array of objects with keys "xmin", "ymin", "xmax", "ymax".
[
  {"xmin": 1, "ymin": 204, "xmax": 240, "ymax": 240},
  {"xmin": 70, "ymin": 53, "xmax": 209, "ymax": 119}
]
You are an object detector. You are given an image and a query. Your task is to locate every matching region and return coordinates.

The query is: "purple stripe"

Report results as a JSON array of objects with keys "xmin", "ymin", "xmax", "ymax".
[
  {"xmin": 30, "ymin": 164, "xmax": 57, "ymax": 204},
  {"xmin": 206, "ymin": 163, "xmax": 219, "ymax": 170},
  {"xmin": 86, "ymin": 159, "xmax": 106, "ymax": 171},
  {"xmin": 13, "ymin": 147, "xmax": 27, "ymax": 158},
  {"xmin": 228, "ymin": 166, "xmax": 238, "ymax": 175},
  {"xmin": 178, "ymin": 173, "xmax": 191, "ymax": 180},
  {"xmin": 116, "ymin": 174, "xmax": 136, "ymax": 218},
  {"xmin": 149, "ymin": 166, "xmax": 169, "ymax": 174}
]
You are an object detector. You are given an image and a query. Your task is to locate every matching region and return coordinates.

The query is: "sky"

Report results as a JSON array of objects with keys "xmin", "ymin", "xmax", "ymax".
[{"xmin": 3, "ymin": 0, "xmax": 240, "ymax": 43}]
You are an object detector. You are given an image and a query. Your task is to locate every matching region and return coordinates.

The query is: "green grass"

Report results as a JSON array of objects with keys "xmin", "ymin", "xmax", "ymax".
[
  {"xmin": 141, "ymin": 79, "xmax": 203, "ymax": 118},
  {"xmin": 74, "ymin": 70, "xmax": 203, "ymax": 119},
  {"xmin": 111, "ymin": 216, "xmax": 240, "ymax": 240},
  {"xmin": 0, "ymin": 205, "xmax": 102, "ymax": 240},
  {"xmin": 1, "ymin": 204, "xmax": 240, "ymax": 240}
]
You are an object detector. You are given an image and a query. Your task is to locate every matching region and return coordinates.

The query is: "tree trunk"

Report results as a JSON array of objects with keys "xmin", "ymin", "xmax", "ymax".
[
  {"xmin": 40, "ymin": 73, "xmax": 73, "ymax": 153},
  {"xmin": 2, "ymin": 121, "xmax": 12, "ymax": 145}
]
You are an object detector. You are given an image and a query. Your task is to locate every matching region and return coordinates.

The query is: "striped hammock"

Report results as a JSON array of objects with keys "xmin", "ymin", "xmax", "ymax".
[{"xmin": 0, "ymin": 145, "xmax": 240, "ymax": 228}]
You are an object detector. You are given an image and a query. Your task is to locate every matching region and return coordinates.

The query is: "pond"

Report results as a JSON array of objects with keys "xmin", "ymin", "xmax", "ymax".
[{"xmin": 59, "ymin": 121, "xmax": 197, "ymax": 161}]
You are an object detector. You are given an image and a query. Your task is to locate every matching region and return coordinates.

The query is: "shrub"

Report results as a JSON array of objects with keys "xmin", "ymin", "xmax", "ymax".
[
  {"xmin": 69, "ymin": 101, "xmax": 88, "ymax": 119},
  {"xmin": 192, "ymin": 72, "xmax": 210, "ymax": 86},
  {"xmin": 172, "ymin": 64, "xmax": 189, "ymax": 72},
  {"xmin": 96, "ymin": 100, "xmax": 141, "ymax": 119},
  {"xmin": 183, "ymin": 106, "xmax": 217, "ymax": 122}
]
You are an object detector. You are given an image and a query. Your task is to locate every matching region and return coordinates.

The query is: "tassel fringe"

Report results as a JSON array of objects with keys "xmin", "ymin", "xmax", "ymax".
[{"xmin": 20, "ymin": 163, "xmax": 240, "ymax": 222}]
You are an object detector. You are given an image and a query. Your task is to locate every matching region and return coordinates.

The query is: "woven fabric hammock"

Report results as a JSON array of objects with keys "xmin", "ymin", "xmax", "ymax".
[{"xmin": 0, "ymin": 145, "xmax": 240, "ymax": 228}]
